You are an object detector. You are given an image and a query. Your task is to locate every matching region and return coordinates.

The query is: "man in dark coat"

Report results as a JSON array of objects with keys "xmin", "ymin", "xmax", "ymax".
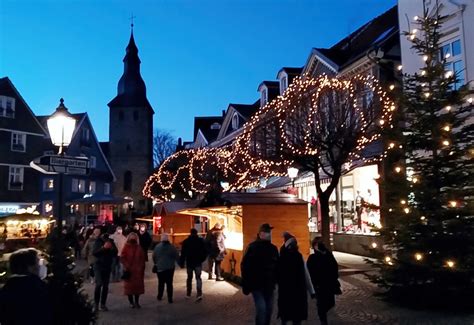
[
  {"xmin": 93, "ymin": 233, "xmax": 118, "ymax": 311},
  {"xmin": 277, "ymin": 233, "xmax": 314, "ymax": 325},
  {"xmin": 0, "ymin": 248, "xmax": 51, "ymax": 325},
  {"xmin": 241, "ymin": 223, "xmax": 279, "ymax": 325},
  {"xmin": 307, "ymin": 238, "xmax": 340, "ymax": 325},
  {"xmin": 179, "ymin": 228, "xmax": 208, "ymax": 301},
  {"xmin": 138, "ymin": 224, "xmax": 152, "ymax": 261}
]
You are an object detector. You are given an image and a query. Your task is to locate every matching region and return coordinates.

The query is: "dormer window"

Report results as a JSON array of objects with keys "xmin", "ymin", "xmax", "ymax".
[
  {"xmin": 231, "ymin": 113, "xmax": 239, "ymax": 130},
  {"xmin": 261, "ymin": 88, "xmax": 268, "ymax": 107},
  {"xmin": 280, "ymin": 76, "xmax": 288, "ymax": 95},
  {"xmin": 210, "ymin": 122, "xmax": 221, "ymax": 130},
  {"xmin": 0, "ymin": 96, "xmax": 15, "ymax": 118}
]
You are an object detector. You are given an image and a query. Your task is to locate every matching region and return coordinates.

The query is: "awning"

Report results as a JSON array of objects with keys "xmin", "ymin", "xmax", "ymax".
[{"xmin": 66, "ymin": 195, "xmax": 133, "ymax": 205}]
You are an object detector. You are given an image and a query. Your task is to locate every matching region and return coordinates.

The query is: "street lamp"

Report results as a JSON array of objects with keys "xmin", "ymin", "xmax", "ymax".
[
  {"xmin": 287, "ymin": 167, "xmax": 299, "ymax": 188},
  {"xmin": 47, "ymin": 98, "xmax": 76, "ymax": 155},
  {"xmin": 47, "ymin": 98, "xmax": 76, "ymax": 226}
]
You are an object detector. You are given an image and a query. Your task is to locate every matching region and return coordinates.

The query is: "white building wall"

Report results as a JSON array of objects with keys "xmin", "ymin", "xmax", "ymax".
[{"xmin": 398, "ymin": 0, "xmax": 473, "ymax": 88}]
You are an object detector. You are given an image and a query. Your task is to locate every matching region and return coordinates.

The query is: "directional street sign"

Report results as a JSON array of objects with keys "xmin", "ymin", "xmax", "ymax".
[{"xmin": 30, "ymin": 155, "xmax": 90, "ymax": 175}]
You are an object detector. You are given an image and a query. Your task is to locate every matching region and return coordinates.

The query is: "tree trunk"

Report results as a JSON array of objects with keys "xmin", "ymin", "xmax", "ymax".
[{"xmin": 319, "ymin": 192, "xmax": 331, "ymax": 249}]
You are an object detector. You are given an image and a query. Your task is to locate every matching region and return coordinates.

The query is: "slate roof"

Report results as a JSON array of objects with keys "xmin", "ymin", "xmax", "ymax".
[
  {"xmin": 193, "ymin": 116, "xmax": 224, "ymax": 142},
  {"xmin": 278, "ymin": 67, "xmax": 304, "ymax": 76},
  {"xmin": 229, "ymin": 99, "xmax": 260, "ymax": 119},
  {"xmin": 315, "ymin": 5, "xmax": 399, "ymax": 70}
]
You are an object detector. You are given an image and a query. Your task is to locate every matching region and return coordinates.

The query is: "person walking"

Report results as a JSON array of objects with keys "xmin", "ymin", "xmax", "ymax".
[
  {"xmin": 241, "ymin": 223, "xmax": 279, "ymax": 325},
  {"xmin": 205, "ymin": 223, "xmax": 226, "ymax": 280},
  {"xmin": 306, "ymin": 238, "xmax": 340, "ymax": 325},
  {"xmin": 121, "ymin": 232, "xmax": 146, "ymax": 308},
  {"xmin": 110, "ymin": 226, "xmax": 127, "ymax": 282},
  {"xmin": 152, "ymin": 233, "xmax": 178, "ymax": 303},
  {"xmin": 83, "ymin": 227, "xmax": 101, "ymax": 282},
  {"xmin": 92, "ymin": 233, "xmax": 118, "ymax": 311},
  {"xmin": 179, "ymin": 228, "xmax": 208, "ymax": 301},
  {"xmin": 277, "ymin": 232, "xmax": 315, "ymax": 325},
  {"xmin": 0, "ymin": 248, "xmax": 51, "ymax": 325},
  {"xmin": 138, "ymin": 223, "xmax": 152, "ymax": 262}
]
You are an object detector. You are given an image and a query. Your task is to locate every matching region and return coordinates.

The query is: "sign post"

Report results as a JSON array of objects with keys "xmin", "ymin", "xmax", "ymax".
[{"xmin": 30, "ymin": 155, "xmax": 90, "ymax": 176}]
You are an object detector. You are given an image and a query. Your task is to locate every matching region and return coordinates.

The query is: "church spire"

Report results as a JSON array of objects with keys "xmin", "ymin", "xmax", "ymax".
[{"xmin": 108, "ymin": 25, "xmax": 152, "ymax": 111}]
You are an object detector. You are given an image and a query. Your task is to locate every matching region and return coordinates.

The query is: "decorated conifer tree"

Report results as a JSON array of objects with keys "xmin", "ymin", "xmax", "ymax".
[
  {"xmin": 46, "ymin": 227, "xmax": 96, "ymax": 324},
  {"xmin": 369, "ymin": 6, "xmax": 474, "ymax": 308}
]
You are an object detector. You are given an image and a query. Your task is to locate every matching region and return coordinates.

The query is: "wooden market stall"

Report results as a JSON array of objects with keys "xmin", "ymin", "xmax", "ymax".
[
  {"xmin": 177, "ymin": 192, "xmax": 310, "ymax": 277},
  {"xmin": 151, "ymin": 201, "xmax": 204, "ymax": 245}
]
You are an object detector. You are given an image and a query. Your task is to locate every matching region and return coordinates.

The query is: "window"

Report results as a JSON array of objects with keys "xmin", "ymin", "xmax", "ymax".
[
  {"xmin": 280, "ymin": 76, "xmax": 288, "ymax": 95},
  {"xmin": 82, "ymin": 128, "xmax": 90, "ymax": 141},
  {"xmin": 0, "ymin": 96, "xmax": 15, "ymax": 118},
  {"xmin": 8, "ymin": 166, "xmax": 23, "ymax": 191},
  {"xmin": 124, "ymin": 171, "xmax": 132, "ymax": 192},
  {"xmin": 133, "ymin": 110, "xmax": 139, "ymax": 121},
  {"xmin": 89, "ymin": 156, "xmax": 96, "ymax": 168},
  {"xmin": 119, "ymin": 110, "xmax": 124, "ymax": 121},
  {"xmin": 89, "ymin": 181, "xmax": 96, "ymax": 194},
  {"xmin": 441, "ymin": 38, "xmax": 465, "ymax": 90},
  {"xmin": 261, "ymin": 88, "xmax": 268, "ymax": 107},
  {"xmin": 43, "ymin": 178, "xmax": 54, "ymax": 191},
  {"xmin": 231, "ymin": 113, "xmax": 239, "ymax": 130},
  {"xmin": 104, "ymin": 183, "xmax": 110, "ymax": 195},
  {"xmin": 72, "ymin": 178, "xmax": 85, "ymax": 193},
  {"xmin": 210, "ymin": 122, "xmax": 221, "ymax": 130},
  {"xmin": 11, "ymin": 132, "xmax": 26, "ymax": 152}
]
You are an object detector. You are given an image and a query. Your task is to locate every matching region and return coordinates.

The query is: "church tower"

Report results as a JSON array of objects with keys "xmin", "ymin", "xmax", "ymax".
[{"xmin": 108, "ymin": 28, "xmax": 154, "ymax": 214}]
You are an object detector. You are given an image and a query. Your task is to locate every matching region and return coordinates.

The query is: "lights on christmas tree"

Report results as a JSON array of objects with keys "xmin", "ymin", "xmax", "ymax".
[
  {"xmin": 371, "ymin": 242, "xmax": 378, "ymax": 248},
  {"xmin": 415, "ymin": 253, "xmax": 423, "ymax": 261},
  {"xmin": 424, "ymin": 92, "xmax": 430, "ymax": 98},
  {"xmin": 449, "ymin": 201, "xmax": 457, "ymax": 208},
  {"xmin": 445, "ymin": 106, "xmax": 452, "ymax": 111},
  {"xmin": 389, "ymin": 85, "xmax": 395, "ymax": 90},
  {"xmin": 395, "ymin": 166, "xmax": 402, "ymax": 173},
  {"xmin": 445, "ymin": 71, "xmax": 453, "ymax": 78},
  {"xmin": 442, "ymin": 140, "xmax": 450, "ymax": 146},
  {"xmin": 397, "ymin": 65, "xmax": 403, "ymax": 71},
  {"xmin": 446, "ymin": 260, "xmax": 455, "ymax": 268},
  {"xmin": 443, "ymin": 125, "xmax": 450, "ymax": 131},
  {"xmin": 404, "ymin": 207, "xmax": 410, "ymax": 214},
  {"xmin": 414, "ymin": 15, "xmax": 419, "ymax": 21},
  {"xmin": 385, "ymin": 256, "xmax": 392, "ymax": 262},
  {"xmin": 468, "ymin": 97, "xmax": 473, "ymax": 104},
  {"xmin": 423, "ymin": 55, "xmax": 429, "ymax": 62},
  {"xmin": 400, "ymin": 199, "xmax": 406, "ymax": 204}
]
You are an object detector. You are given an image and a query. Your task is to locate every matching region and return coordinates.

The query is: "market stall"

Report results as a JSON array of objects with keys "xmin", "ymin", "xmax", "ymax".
[{"xmin": 177, "ymin": 192, "xmax": 309, "ymax": 276}]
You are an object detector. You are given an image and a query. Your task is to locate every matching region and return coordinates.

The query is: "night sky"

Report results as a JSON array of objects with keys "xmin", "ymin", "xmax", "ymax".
[{"xmin": 0, "ymin": 0, "xmax": 396, "ymax": 142}]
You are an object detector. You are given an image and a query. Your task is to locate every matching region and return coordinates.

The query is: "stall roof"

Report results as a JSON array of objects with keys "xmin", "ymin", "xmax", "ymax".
[
  {"xmin": 218, "ymin": 192, "xmax": 308, "ymax": 205},
  {"xmin": 66, "ymin": 195, "xmax": 132, "ymax": 205},
  {"xmin": 154, "ymin": 201, "xmax": 201, "ymax": 216}
]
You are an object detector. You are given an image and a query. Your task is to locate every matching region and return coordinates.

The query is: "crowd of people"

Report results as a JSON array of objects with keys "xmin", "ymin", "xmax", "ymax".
[{"xmin": 0, "ymin": 221, "xmax": 340, "ymax": 325}]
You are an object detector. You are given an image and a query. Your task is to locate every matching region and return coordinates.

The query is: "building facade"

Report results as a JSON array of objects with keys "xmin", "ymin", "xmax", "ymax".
[
  {"xmin": 0, "ymin": 77, "xmax": 48, "ymax": 216},
  {"xmin": 107, "ymin": 30, "xmax": 154, "ymax": 215}
]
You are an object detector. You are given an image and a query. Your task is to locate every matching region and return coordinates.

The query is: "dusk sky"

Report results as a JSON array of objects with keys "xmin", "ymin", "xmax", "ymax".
[{"xmin": 0, "ymin": 0, "xmax": 396, "ymax": 142}]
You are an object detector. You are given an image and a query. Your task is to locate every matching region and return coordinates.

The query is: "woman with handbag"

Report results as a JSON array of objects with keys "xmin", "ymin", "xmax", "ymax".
[
  {"xmin": 306, "ymin": 238, "xmax": 341, "ymax": 325},
  {"xmin": 121, "ymin": 232, "xmax": 146, "ymax": 308}
]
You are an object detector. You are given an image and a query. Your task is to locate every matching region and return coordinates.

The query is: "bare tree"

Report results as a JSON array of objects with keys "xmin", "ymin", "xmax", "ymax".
[
  {"xmin": 241, "ymin": 75, "xmax": 394, "ymax": 247},
  {"xmin": 153, "ymin": 129, "xmax": 177, "ymax": 167}
]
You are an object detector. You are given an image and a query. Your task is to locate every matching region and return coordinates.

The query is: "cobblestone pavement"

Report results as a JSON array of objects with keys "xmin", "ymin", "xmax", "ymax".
[{"xmin": 81, "ymin": 262, "xmax": 474, "ymax": 325}]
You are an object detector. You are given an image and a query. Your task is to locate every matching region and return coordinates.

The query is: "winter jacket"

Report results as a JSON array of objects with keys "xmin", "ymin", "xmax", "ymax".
[
  {"xmin": 110, "ymin": 231, "xmax": 127, "ymax": 256},
  {"xmin": 82, "ymin": 236, "xmax": 98, "ymax": 265},
  {"xmin": 179, "ymin": 234, "xmax": 208, "ymax": 268},
  {"xmin": 121, "ymin": 242, "xmax": 146, "ymax": 295},
  {"xmin": 153, "ymin": 241, "xmax": 178, "ymax": 272},
  {"xmin": 241, "ymin": 238, "xmax": 279, "ymax": 294},
  {"xmin": 277, "ymin": 243, "xmax": 313, "ymax": 322},
  {"xmin": 93, "ymin": 236, "xmax": 118, "ymax": 272},
  {"xmin": 306, "ymin": 249, "xmax": 339, "ymax": 313},
  {"xmin": 206, "ymin": 229, "xmax": 226, "ymax": 260},
  {"xmin": 0, "ymin": 274, "xmax": 51, "ymax": 325}
]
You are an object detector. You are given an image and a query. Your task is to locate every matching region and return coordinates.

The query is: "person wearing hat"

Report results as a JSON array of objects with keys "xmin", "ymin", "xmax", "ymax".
[
  {"xmin": 241, "ymin": 223, "xmax": 279, "ymax": 325},
  {"xmin": 152, "ymin": 233, "xmax": 179, "ymax": 303}
]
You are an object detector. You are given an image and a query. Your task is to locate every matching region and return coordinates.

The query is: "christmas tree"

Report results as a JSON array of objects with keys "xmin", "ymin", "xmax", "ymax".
[
  {"xmin": 369, "ymin": 6, "xmax": 474, "ymax": 308},
  {"xmin": 46, "ymin": 228, "xmax": 96, "ymax": 324}
]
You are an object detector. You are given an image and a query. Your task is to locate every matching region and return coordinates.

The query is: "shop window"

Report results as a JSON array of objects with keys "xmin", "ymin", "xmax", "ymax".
[
  {"xmin": 124, "ymin": 171, "xmax": 132, "ymax": 192},
  {"xmin": 8, "ymin": 166, "xmax": 23, "ymax": 191},
  {"xmin": 11, "ymin": 132, "xmax": 26, "ymax": 152},
  {"xmin": 0, "ymin": 96, "xmax": 15, "ymax": 118}
]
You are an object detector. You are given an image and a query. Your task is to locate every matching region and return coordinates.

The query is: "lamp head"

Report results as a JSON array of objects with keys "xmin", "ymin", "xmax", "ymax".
[{"xmin": 47, "ymin": 98, "xmax": 76, "ymax": 153}]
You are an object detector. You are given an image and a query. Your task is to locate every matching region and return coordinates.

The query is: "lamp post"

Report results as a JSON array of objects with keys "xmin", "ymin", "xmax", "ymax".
[
  {"xmin": 287, "ymin": 167, "xmax": 299, "ymax": 188},
  {"xmin": 47, "ymin": 98, "xmax": 76, "ymax": 226}
]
